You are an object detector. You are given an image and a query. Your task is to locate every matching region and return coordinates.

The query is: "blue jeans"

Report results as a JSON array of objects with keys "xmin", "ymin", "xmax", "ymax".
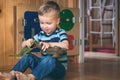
[{"xmin": 12, "ymin": 53, "xmax": 66, "ymax": 80}]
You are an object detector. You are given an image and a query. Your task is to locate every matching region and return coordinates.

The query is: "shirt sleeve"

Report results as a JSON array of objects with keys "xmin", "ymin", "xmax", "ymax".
[
  {"xmin": 33, "ymin": 34, "xmax": 40, "ymax": 42},
  {"xmin": 59, "ymin": 29, "xmax": 68, "ymax": 42}
]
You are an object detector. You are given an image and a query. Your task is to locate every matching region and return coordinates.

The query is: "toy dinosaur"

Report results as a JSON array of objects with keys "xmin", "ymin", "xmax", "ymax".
[{"xmin": 9, "ymin": 40, "xmax": 67, "ymax": 58}]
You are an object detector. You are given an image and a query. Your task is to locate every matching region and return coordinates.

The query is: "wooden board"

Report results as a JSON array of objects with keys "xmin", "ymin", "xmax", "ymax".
[
  {"xmin": 15, "ymin": 4, "xmax": 39, "ymax": 61},
  {"xmin": 60, "ymin": 8, "xmax": 79, "ymax": 56}
]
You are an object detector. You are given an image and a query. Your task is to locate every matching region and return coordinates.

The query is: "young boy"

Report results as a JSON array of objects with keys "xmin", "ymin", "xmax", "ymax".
[{"xmin": 0, "ymin": 1, "xmax": 69, "ymax": 80}]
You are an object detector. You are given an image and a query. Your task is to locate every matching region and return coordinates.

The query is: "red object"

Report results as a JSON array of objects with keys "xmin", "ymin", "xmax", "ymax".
[
  {"xmin": 96, "ymin": 48, "xmax": 115, "ymax": 53},
  {"xmin": 67, "ymin": 35, "xmax": 74, "ymax": 50},
  {"xmin": 84, "ymin": 45, "xmax": 89, "ymax": 51}
]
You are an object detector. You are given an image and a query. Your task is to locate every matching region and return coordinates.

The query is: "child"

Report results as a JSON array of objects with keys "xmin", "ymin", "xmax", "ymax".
[{"xmin": 0, "ymin": 1, "xmax": 69, "ymax": 80}]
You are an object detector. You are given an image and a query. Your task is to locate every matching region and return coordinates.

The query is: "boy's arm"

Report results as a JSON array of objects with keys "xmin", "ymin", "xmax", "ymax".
[
  {"xmin": 40, "ymin": 40, "xmax": 69, "ymax": 51},
  {"xmin": 49, "ymin": 40, "xmax": 69, "ymax": 49}
]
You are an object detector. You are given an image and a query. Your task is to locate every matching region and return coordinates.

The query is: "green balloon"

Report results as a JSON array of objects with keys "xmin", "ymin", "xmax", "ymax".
[{"xmin": 59, "ymin": 9, "xmax": 74, "ymax": 31}]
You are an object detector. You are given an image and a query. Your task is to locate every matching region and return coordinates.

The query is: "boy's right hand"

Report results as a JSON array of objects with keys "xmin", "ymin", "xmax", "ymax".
[{"xmin": 22, "ymin": 39, "xmax": 34, "ymax": 48}]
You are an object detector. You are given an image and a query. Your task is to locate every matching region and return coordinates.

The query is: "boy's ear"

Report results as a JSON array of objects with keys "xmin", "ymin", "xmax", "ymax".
[{"xmin": 57, "ymin": 17, "xmax": 60, "ymax": 24}]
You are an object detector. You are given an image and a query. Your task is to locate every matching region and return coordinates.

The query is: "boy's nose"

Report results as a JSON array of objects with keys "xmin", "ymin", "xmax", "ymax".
[{"xmin": 43, "ymin": 24, "xmax": 48, "ymax": 28}]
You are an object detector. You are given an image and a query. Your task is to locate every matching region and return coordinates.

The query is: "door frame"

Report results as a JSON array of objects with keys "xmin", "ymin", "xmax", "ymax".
[
  {"xmin": 78, "ymin": 0, "xmax": 85, "ymax": 63},
  {"xmin": 116, "ymin": 0, "xmax": 120, "ymax": 56}
]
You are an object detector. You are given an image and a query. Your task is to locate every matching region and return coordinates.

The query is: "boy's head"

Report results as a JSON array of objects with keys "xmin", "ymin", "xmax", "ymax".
[
  {"xmin": 38, "ymin": 1, "xmax": 61, "ymax": 35},
  {"xmin": 38, "ymin": 1, "xmax": 60, "ymax": 17}
]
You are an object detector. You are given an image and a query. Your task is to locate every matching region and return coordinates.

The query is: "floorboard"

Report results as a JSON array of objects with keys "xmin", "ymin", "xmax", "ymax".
[{"xmin": 64, "ymin": 56, "xmax": 120, "ymax": 80}]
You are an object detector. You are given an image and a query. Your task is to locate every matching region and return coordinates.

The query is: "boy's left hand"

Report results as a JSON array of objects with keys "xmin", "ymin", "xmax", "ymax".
[{"xmin": 40, "ymin": 42, "xmax": 50, "ymax": 51}]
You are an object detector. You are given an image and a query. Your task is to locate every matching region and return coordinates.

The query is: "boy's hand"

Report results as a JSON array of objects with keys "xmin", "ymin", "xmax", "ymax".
[
  {"xmin": 22, "ymin": 39, "xmax": 34, "ymax": 48},
  {"xmin": 40, "ymin": 42, "xmax": 50, "ymax": 51}
]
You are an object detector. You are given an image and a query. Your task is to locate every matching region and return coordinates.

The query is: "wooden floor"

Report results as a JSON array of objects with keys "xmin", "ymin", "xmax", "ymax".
[
  {"xmin": 64, "ymin": 57, "xmax": 120, "ymax": 80},
  {"xmin": 1, "ymin": 52, "xmax": 120, "ymax": 80}
]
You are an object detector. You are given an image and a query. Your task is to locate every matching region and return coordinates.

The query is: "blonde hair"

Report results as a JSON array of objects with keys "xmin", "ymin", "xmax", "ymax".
[{"xmin": 38, "ymin": 1, "xmax": 60, "ymax": 17}]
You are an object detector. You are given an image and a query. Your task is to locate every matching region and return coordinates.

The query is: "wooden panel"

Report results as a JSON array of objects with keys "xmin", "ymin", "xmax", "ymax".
[
  {"xmin": 15, "ymin": 3, "xmax": 41, "ymax": 62},
  {"xmin": 59, "ymin": 0, "xmax": 68, "ymax": 7},
  {"xmin": 0, "ymin": 0, "xmax": 5, "ymax": 68},
  {"xmin": 68, "ymin": 0, "xmax": 77, "ymax": 8},
  {"xmin": 4, "ymin": 0, "xmax": 15, "ymax": 68},
  {"xmin": 117, "ymin": 0, "xmax": 120, "ymax": 56},
  {"xmin": 63, "ymin": 8, "xmax": 79, "ymax": 56}
]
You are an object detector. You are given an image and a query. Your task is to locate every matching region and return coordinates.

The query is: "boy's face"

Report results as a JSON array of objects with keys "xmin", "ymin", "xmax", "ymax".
[{"xmin": 38, "ymin": 11, "xmax": 60, "ymax": 35}]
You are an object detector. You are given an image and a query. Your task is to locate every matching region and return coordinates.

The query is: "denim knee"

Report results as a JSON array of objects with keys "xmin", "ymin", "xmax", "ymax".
[
  {"xmin": 41, "ymin": 56, "xmax": 56, "ymax": 65},
  {"xmin": 12, "ymin": 53, "xmax": 40, "ymax": 72},
  {"xmin": 31, "ymin": 56, "xmax": 57, "ymax": 80}
]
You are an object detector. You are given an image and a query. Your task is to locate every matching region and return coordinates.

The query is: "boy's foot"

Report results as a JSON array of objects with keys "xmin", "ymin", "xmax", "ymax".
[
  {"xmin": 15, "ymin": 71, "xmax": 35, "ymax": 80},
  {"xmin": 0, "ymin": 72, "xmax": 15, "ymax": 80}
]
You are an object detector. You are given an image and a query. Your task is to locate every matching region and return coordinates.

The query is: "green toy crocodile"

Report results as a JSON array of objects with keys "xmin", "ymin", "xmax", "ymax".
[{"xmin": 9, "ymin": 40, "xmax": 67, "ymax": 58}]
